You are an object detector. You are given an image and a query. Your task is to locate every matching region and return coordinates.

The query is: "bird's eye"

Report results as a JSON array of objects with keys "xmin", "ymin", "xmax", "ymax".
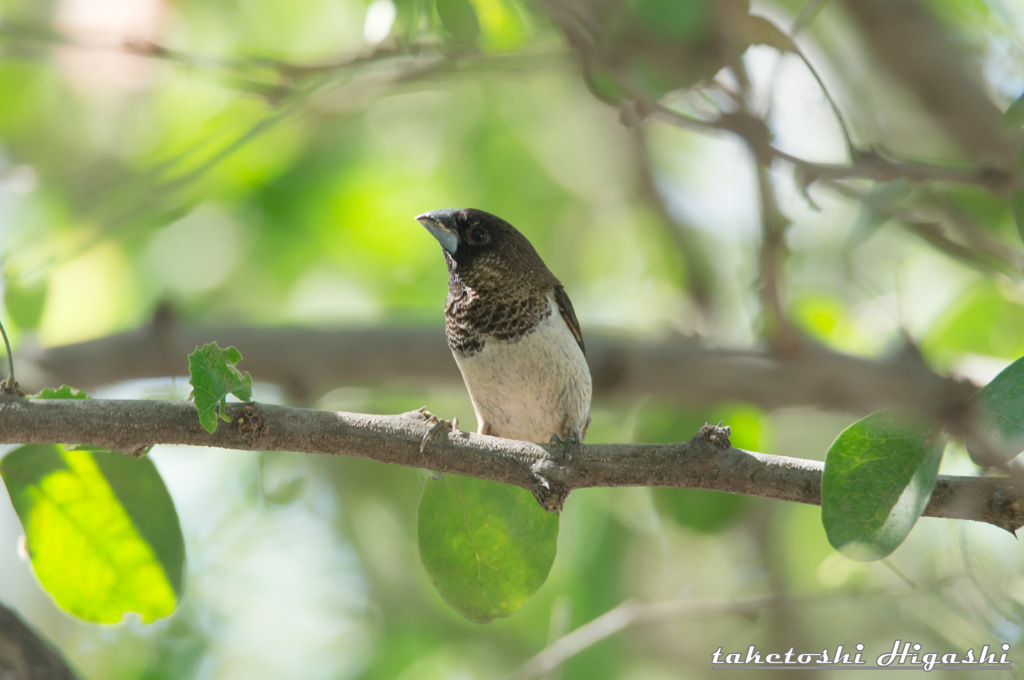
[{"xmin": 468, "ymin": 227, "xmax": 491, "ymax": 245}]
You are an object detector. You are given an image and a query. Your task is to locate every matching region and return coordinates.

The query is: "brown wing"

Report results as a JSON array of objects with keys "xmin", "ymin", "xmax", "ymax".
[{"xmin": 553, "ymin": 285, "xmax": 585, "ymax": 355}]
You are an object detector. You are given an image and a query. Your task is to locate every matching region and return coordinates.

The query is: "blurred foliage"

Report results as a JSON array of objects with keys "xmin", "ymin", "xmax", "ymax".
[{"xmin": 2, "ymin": 0, "xmax": 1024, "ymax": 677}]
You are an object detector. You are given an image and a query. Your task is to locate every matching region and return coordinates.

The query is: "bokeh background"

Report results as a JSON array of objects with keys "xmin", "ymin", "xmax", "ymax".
[{"xmin": 3, "ymin": 0, "xmax": 1024, "ymax": 678}]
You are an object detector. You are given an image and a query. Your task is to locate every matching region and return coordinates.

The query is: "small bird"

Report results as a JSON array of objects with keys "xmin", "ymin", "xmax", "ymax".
[{"xmin": 416, "ymin": 208, "xmax": 592, "ymax": 445}]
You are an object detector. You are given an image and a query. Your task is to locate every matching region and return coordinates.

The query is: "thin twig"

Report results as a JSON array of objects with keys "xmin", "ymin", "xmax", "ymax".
[
  {"xmin": 0, "ymin": 319, "xmax": 15, "ymax": 394},
  {"xmin": 506, "ymin": 579, "xmax": 967, "ymax": 679},
  {"xmin": 649, "ymin": 105, "xmax": 1022, "ymax": 193}
]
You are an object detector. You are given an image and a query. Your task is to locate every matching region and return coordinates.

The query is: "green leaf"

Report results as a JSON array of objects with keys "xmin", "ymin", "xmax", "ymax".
[
  {"xmin": 33, "ymin": 385, "xmax": 90, "ymax": 400},
  {"xmin": 1013, "ymin": 192, "xmax": 1024, "ymax": 246},
  {"xmin": 653, "ymin": 488, "xmax": 749, "ymax": 533},
  {"xmin": 417, "ymin": 475, "xmax": 557, "ymax": 622},
  {"xmin": 3, "ymin": 275, "xmax": 47, "ymax": 330},
  {"xmin": 0, "ymin": 444, "xmax": 185, "ymax": 623},
  {"xmin": 469, "ymin": 0, "xmax": 530, "ymax": 51},
  {"xmin": 822, "ymin": 409, "xmax": 945, "ymax": 561},
  {"xmin": 258, "ymin": 451, "xmax": 306, "ymax": 505},
  {"xmin": 969, "ymin": 355, "xmax": 1024, "ymax": 462},
  {"xmin": 922, "ymin": 280, "xmax": 1024, "ymax": 361},
  {"xmin": 188, "ymin": 342, "xmax": 252, "ymax": 433},
  {"xmin": 435, "ymin": 0, "xmax": 480, "ymax": 46},
  {"xmin": 1004, "ymin": 90, "xmax": 1024, "ymax": 127}
]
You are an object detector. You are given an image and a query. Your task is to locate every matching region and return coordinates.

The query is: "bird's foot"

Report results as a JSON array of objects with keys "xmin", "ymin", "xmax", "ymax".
[
  {"xmin": 548, "ymin": 432, "xmax": 584, "ymax": 463},
  {"xmin": 528, "ymin": 433, "xmax": 582, "ymax": 513},
  {"xmin": 418, "ymin": 408, "xmax": 461, "ymax": 453}
]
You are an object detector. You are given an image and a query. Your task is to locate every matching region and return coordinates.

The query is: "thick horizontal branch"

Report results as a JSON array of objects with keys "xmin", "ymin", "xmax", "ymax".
[
  {"xmin": 0, "ymin": 394, "xmax": 1019, "ymax": 532},
  {"xmin": 19, "ymin": 321, "xmax": 977, "ymax": 423}
]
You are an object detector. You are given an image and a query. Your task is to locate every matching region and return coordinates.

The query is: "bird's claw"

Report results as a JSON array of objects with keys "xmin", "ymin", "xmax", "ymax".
[
  {"xmin": 548, "ymin": 432, "xmax": 583, "ymax": 462},
  {"xmin": 419, "ymin": 410, "xmax": 461, "ymax": 453},
  {"xmin": 531, "ymin": 432, "xmax": 582, "ymax": 512}
]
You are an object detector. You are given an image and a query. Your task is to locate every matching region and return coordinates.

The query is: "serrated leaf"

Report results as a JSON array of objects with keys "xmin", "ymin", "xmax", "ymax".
[
  {"xmin": 417, "ymin": 475, "xmax": 557, "ymax": 622},
  {"xmin": 33, "ymin": 385, "xmax": 90, "ymax": 400},
  {"xmin": 969, "ymin": 355, "xmax": 1024, "ymax": 462},
  {"xmin": 0, "ymin": 444, "xmax": 185, "ymax": 623},
  {"xmin": 188, "ymin": 343, "xmax": 252, "ymax": 433},
  {"xmin": 822, "ymin": 409, "xmax": 945, "ymax": 561}
]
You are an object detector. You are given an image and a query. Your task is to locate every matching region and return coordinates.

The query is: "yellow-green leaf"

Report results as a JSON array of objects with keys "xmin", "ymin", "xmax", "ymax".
[{"xmin": 0, "ymin": 444, "xmax": 185, "ymax": 623}]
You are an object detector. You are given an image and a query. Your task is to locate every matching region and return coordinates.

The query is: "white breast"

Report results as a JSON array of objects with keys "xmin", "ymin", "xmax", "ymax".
[{"xmin": 453, "ymin": 295, "xmax": 592, "ymax": 442}]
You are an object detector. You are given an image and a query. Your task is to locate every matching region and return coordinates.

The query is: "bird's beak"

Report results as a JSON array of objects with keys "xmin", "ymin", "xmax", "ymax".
[{"xmin": 416, "ymin": 209, "xmax": 459, "ymax": 255}]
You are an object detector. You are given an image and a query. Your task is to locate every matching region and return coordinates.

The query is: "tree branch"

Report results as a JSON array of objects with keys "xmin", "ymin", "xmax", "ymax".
[
  {"xmin": 1, "ymin": 394, "xmax": 1020, "ymax": 531},
  {"xmin": 0, "ymin": 601, "xmax": 79, "ymax": 680},
  {"xmin": 18, "ymin": 321, "xmax": 978, "ymax": 423}
]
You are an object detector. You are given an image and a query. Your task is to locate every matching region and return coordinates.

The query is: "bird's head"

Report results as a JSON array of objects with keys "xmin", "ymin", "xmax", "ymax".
[{"xmin": 415, "ymin": 208, "xmax": 557, "ymax": 292}]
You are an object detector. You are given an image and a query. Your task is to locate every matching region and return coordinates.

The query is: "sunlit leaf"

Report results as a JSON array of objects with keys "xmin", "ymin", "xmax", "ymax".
[
  {"xmin": 822, "ymin": 409, "xmax": 945, "ymax": 561},
  {"xmin": 417, "ymin": 475, "xmax": 557, "ymax": 622},
  {"xmin": 0, "ymin": 444, "xmax": 185, "ymax": 623},
  {"xmin": 922, "ymin": 281, "xmax": 1024, "ymax": 361},
  {"xmin": 188, "ymin": 342, "xmax": 252, "ymax": 433},
  {"xmin": 470, "ymin": 0, "xmax": 530, "ymax": 50}
]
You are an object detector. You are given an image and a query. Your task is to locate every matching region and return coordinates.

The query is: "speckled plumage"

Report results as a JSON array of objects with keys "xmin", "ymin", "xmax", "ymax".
[{"xmin": 417, "ymin": 208, "xmax": 592, "ymax": 443}]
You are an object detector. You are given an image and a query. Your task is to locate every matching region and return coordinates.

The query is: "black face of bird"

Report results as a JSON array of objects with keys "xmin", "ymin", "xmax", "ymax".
[
  {"xmin": 415, "ymin": 208, "xmax": 556, "ymax": 293},
  {"xmin": 415, "ymin": 208, "xmax": 498, "ymax": 253}
]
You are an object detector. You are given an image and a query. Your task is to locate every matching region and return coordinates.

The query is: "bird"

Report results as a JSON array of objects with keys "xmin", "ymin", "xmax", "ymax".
[{"xmin": 416, "ymin": 208, "xmax": 592, "ymax": 447}]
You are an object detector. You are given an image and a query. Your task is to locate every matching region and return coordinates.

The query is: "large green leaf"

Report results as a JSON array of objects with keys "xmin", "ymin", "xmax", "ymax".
[
  {"xmin": 969, "ymin": 355, "xmax": 1024, "ymax": 462},
  {"xmin": 188, "ymin": 342, "xmax": 252, "ymax": 433},
  {"xmin": 0, "ymin": 444, "xmax": 185, "ymax": 623},
  {"xmin": 417, "ymin": 475, "xmax": 557, "ymax": 622},
  {"xmin": 822, "ymin": 409, "xmax": 945, "ymax": 561}
]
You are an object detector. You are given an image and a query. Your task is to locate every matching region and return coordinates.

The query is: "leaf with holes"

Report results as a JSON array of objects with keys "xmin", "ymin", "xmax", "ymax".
[
  {"xmin": 188, "ymin": 342, "xmax": 252, "ymax": 433},
  {"xmin": 0, "ymin": 444, "xmax": 185, "ymax": 623},
  {"xmin": 33, "ymin": 385, "xmax": 90, "ymax": 400},
  {"xmin": 822, "ymin": 409, "xmax": 945, "ymax": 561},
  {"xmin": 417, "ymin": 475, "xmax": 558, "ymax": 622}
]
